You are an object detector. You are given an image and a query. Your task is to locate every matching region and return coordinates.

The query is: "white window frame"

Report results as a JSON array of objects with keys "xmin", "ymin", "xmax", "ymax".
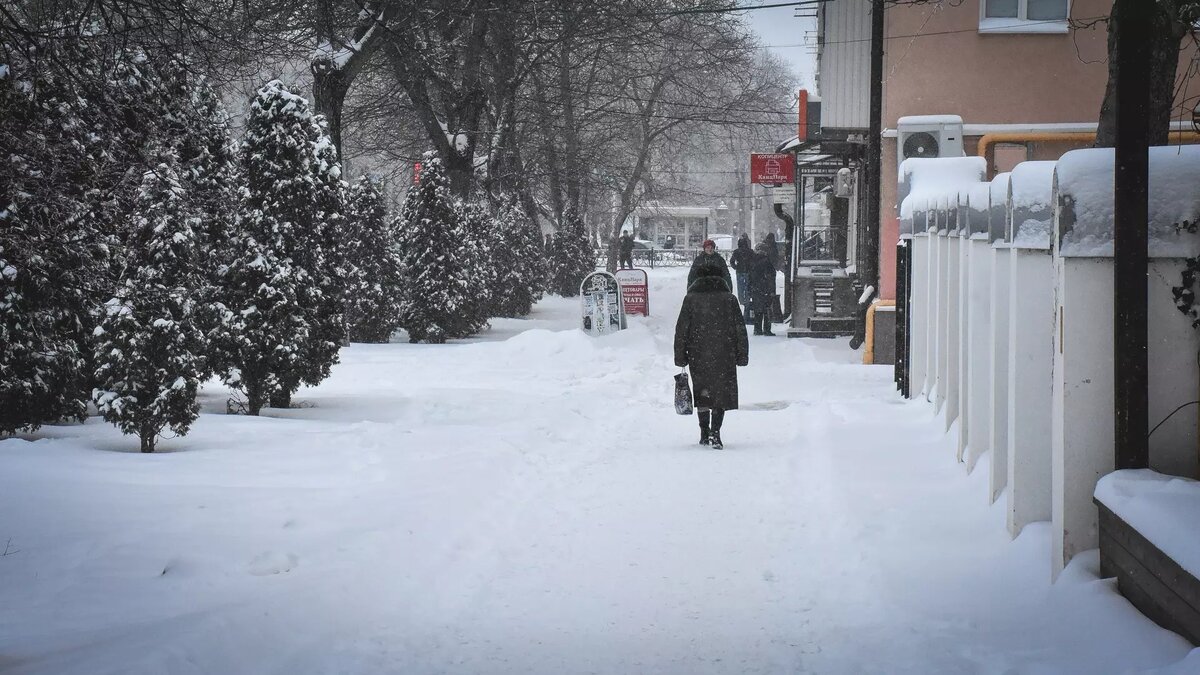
[{"xmin": 979, "ymin": 0, "xmax": 1070, "ymax": 34}]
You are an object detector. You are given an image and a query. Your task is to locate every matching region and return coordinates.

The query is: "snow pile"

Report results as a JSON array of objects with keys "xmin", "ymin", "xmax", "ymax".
[
  {"xmin": 966, "ymin": 182, "xmax": 992, "ymax": 237},
  {"xmin": 1009, "ymin": 161, "xmax": 1057, "ymax": 249},
  {"xmin": 898, "ymin": 156, "xmax": 987, "ymax": 234},
  {"xmin": 989, "ymin": 172, "xmax": 1012, "ymax": 243},
  {"xmin": 1095, "ymin": 469, "xmax": 1200, "ymax": 580},
  {"xmin": 1056, "ymin": 145, "xmax": 1200, "ymax": 257}
]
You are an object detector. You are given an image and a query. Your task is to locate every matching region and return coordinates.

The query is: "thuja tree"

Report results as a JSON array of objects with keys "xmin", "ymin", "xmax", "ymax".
[
  {"xmin": 490, "ymin": 197, "xmax": 545, "ymax": 317},
  {"xmin": 213, "ymin": 80, "xmax": 317, "ymax": 414},
  {"xmin": 269, "ymin": 114, "xmax": 348, "ymax": 408},
  {"xmin": 457, "ymin": 200, "xmax": 498, "ymax": 336},
  {"xmin": 345, "ymin": 176, "xmax": 403, "ymax": 342},
  {"xmin": 394, "ymin": 154, "xmax": 476, "ymax": 343},
  {"xmin": 92, "ymin": 160, "xmax": 205, "ymax": 452},
  {"xmin": 0, "ymin": 39, "xmax": 184, "ymax": 434},
  {"xmin": 547, "ymin": 208, "xmax": 594, "ymax": 297}
]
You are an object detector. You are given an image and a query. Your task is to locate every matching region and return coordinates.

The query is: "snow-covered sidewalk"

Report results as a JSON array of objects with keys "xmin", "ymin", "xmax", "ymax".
[{"xmin": 1, "ymin": 267, "xmax": 1195, "ymax": 674}]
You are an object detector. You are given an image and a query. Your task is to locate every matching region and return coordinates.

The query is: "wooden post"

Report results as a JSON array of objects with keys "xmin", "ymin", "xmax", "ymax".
[{"xmin": 1113, "ymin": 0, "xmax": 1150, "ymax": 470}]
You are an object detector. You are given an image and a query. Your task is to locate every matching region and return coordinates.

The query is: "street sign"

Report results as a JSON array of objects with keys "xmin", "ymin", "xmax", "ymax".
[
  {"xmin": 766, "ymin": 185, "xmax": 795, "ymax": 205},
  {"xmin": 580, "ymin": 271, "xmax": 626, "ymax": 336},
  {"xmin": 750, "ymin": 153, "xmax": 794, "ymax": 185},
  {"xmin": 615, "ymin": 268, "xmax": 649, "ymax": 316}
]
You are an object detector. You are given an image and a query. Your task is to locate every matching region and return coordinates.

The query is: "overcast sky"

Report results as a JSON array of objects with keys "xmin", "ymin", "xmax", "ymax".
[{"xmin": 744, "ymin": 3, "xmax": 818, "ymax": 92}]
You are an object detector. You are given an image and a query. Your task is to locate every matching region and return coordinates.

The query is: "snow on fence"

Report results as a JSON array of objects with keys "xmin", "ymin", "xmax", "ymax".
[
  {"xmin": 1006, "ymin": 161, "xmax": 1057, "ymax": 537},
  {"xmin": 1052, "ymin": 145, "xmax": 1200, "ymax": 577},
  {"xmin": 900, "ymin": 146, "xmax": 1200, "ymax": 582}
]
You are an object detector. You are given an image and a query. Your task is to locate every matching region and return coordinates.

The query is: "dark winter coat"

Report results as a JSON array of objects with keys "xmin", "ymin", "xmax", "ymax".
[
  {"xmin": 729, "ymin": 237, "xmax": 754, "ymax": 274},
  {"xmin": 674, "ymin": 275, "xmax": 749, "ymax": 410},
  {"xmin": 619, "ymin": 234, "xmax": 635, "ymax": 255},
  {"xmin": 764, "ymin": 233, "xmax": 781, "ymax": 271},
  {"xmin": 748, "ymin": 245, "xmax": 776, "ymax": 312},
  {"xmin": 687, "ymin": 251, "xmax": 732, "ymax": 292}
]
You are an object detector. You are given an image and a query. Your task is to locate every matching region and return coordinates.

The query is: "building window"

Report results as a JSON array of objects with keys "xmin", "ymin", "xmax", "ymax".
[{"xmin": 980, "ymin": 0, "xmax": 1068, "ymax": 33}]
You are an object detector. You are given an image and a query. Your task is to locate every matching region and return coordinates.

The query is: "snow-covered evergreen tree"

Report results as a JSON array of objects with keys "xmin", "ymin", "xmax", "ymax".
[
  {"xmin": 0, "ymin": 38, "xmax": 152, "ymax": 434},
  {"xmin": 263, "ymin": 112, "xmax": 348, "ymax": 408},
  {"xmin": 394, "ymin": 153, "xmax": 477, "ymax": 343},
  {"xmin": 344, "ymin": 177, "xmax": 403, "ymax": 342},
  {"xmin": 212, "ymin": 80, "xmax": 318, "ymax": 413},
  {"xmin": 456, "ymin": 200, "xmax": 498, "ymax": 335},
  {"xmin": 491, "ymin": 197, "xmax": 545, "ymax": 317},
  {"xmin": 92, "ymin": 160, "xmax": 204, "ymax": 452},
  {"xmin": 547, "ymin": 209, "xmax": 595, "ymax": 297}
]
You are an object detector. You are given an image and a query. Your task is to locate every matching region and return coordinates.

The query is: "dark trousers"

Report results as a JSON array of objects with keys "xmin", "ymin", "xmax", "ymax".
[
  {"xmin": 699, "ymin": 408, "xmax": 725, "ymax": 431},
  {"xmin": 754, "ymin": 307, "xmax": 773, "ymax": 335},
  {"xmin": 619, "ymin": 253, "xmax": 633, "ymax": 269}
]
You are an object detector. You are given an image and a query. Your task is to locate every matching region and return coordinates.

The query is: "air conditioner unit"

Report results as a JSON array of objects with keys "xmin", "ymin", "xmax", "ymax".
[{"xmin": 897, "ymin": 115, "xmax": 964, "ymax": 167}]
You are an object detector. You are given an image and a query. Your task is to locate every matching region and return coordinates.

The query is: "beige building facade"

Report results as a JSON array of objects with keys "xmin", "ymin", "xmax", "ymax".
[{"xmin": 875, "ymin": 0, "xmax": 1199, "ymax": 299}]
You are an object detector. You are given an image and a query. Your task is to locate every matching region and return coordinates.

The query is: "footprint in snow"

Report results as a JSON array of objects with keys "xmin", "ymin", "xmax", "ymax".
[{"xmin": 248, "ymin": 551, "xmax": 299, "ymax": 576}]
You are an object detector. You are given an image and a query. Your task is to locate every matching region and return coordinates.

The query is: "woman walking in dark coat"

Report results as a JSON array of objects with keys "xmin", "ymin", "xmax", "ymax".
[
  {"xmin": 674, "ymin": 266, "xmax": 750, "ymax": 449},
  {"xmin": 749, "ymin": 242, "xmax": 777, "ymax": 336}
]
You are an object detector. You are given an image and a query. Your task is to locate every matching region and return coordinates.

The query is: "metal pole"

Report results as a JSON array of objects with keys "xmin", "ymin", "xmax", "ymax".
[
  {"xmin": 1113, "ymin": 0, "xmax": 1151, "ymax": 470},
  {"xmin": 857, "ymin": 0, "xmax": 885, "ymax": 345}
]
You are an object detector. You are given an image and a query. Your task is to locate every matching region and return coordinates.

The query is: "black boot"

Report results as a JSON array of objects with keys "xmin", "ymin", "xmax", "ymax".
[
  {"xmin": 698, "ymin": 409, "xmax": 711, "ymax": 446},
  {"xmin": 710, "ymin": 409, "xmax": 725, "ymax": 449}
]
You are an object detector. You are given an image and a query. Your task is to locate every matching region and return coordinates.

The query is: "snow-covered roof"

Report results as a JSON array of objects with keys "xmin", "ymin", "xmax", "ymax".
[
  {"xmin": 897, "ymin": 156, "xmax": 987, "ymax": 235},
  {"xmin": 988, "ymin": 173, "xmax": 1011, "ymax": 244},
  {"xmin": 1008, "ymin": 161, "xmax": 1057, "ymax": 249},
  {"xmin": 1056, "ymin": 145, "xmax": 1200, "ymax": 257}
]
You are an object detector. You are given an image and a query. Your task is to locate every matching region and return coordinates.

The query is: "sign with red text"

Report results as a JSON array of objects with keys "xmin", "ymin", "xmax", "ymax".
[
  {"xmin": 750, "ymin": 153, "xmax": 794, "ymax": 185},
  {"xmin": 615, "ymin": 268, "xmax": 649, "ymax": 317}
]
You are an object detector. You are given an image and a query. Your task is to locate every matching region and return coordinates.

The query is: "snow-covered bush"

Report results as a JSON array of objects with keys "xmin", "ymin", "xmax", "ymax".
[
  {"xmin": 345, "ymin": 176, "xmax": 403, "ymax": 342},
  {"xmin": 457, "ymin": 200, "xmax": 498, "ymax": 335},
  {"xmin": 489, "ymin": 197, "xmax": 545, "ymax": 317},
  {"xmin": 92, "ymin": 161, "xmax": 204, "ymax": 452},
  {"xmin": 547, "ymin": 209, "xmax": 595, "ymax": 298}
]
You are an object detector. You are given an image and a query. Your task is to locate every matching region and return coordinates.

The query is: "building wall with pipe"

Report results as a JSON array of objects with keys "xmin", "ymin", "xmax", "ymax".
[{"xmin": 874, "ymin": 0, "xmax": 1200, "ymax": 300}]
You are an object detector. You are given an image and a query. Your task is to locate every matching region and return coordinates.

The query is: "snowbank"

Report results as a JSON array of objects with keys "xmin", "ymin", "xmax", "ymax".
[
  {"xmin": 1008, "ymin": 161, "xmax": 1056, "ymax": 249},
  {"xmin": 1095, "ymin": 469, "xmax": 1200, "ymax": 581},
  {"xmin": 1056, "ymin": 145, "xmax": 1200, "ymax": 257}
]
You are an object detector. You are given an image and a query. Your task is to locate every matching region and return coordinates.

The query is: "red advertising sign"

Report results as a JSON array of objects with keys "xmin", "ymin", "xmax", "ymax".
[
  {"xmin": 750, "ymin": 153, "xmax": 794, "ymax": 185},
  {"xmin": 412, "ymin": 162, "xmax": 422, "ymax": 184},
  {"xmin": 615, "ymin": 269, "xmax": 649, "ymax": 317}
]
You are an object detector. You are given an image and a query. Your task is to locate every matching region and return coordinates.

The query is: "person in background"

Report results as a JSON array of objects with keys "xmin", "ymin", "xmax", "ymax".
[
  {"xmin": 729, "ymin": 233, "xmax": 754, "ymax": 324},
  {"xmin": 674, "ymin": 265, "xmax": 749, "ymax": 449},
  {"xmin": 687, "ymin": 239, "xmax": 732, "ymax": 292},
  {"xmin": 749, "ymin": 241, "xmax": 777, "ymax": 336},
  {"xmin": 763, "ymin": 231, "xmax": 781, "ymax": 272},
  {"xmin": 619, "ymin": 231, "xmax": 635, "ymax": 269}
]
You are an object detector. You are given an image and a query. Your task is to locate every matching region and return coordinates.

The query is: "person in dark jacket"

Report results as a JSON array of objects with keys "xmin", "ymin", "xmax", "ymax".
[
  {"xmin": 763, "ymin": 232, "xmax": 781, "ymax": 272},
  {"xmin": 687, "ymin": 239, "xmax": 732, "ymax": 292},
  {"xmin": 728, "ymin": 234, "xmax": 754, "ymax": 324},
  {"xmin": 749, "ymin": 242, "xmax": 777, "ymax": 336},
  {"xmin": 618, "ymin": 231, "xmax": 635, "ymax": 269},
  {"xmin": 674, "ymin": 266, "xmax": 749, "ymax": 449}
]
